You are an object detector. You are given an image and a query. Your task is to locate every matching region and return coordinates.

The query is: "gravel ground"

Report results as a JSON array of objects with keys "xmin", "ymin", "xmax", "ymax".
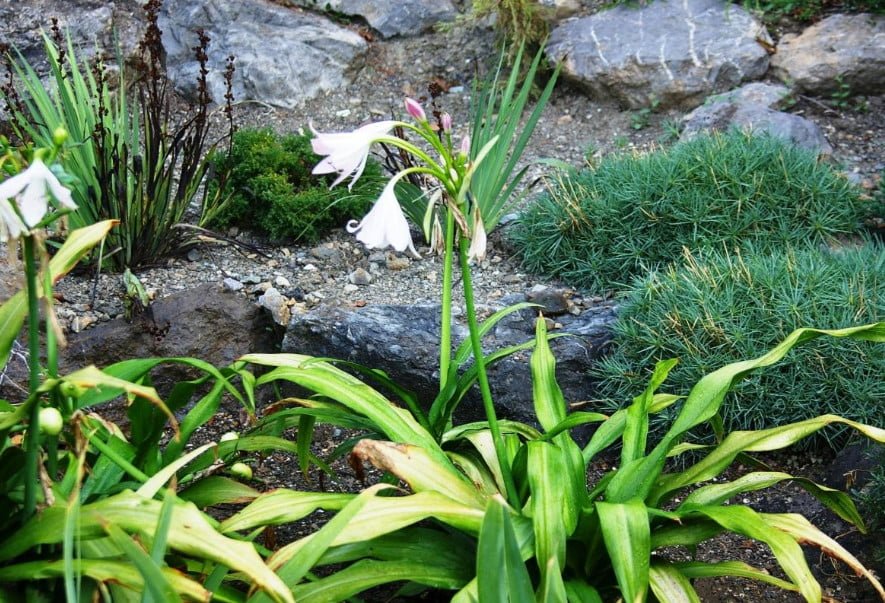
[{"xmin": 12, "ymin": 10, "xmax": 885, "ymax": 602}]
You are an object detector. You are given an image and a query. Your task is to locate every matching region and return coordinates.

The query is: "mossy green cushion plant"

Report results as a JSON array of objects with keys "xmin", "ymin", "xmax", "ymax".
[
  {"xmin": 512, "ymin": 130, "xmax": 871, "ymax": 293},
  {"xmin": 206, "ymin": 127, "xmax": 385, "ymax": 242},
  {"xmin": 593, "ymin": 243, "xmax": 884, "ymax": 449}
]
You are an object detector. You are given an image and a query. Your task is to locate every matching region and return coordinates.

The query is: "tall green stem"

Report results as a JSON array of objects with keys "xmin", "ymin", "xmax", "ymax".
[
  {"xmin": 439, "ymin": 208, "xmax": 455, "ymax": 390},
  {"xmin": 22, "ymin": 236, "xmax": 42, "ymax": 521},
  {"xmin": 458, "ymin": 236, "xmax": 518, "ymax": 507}
]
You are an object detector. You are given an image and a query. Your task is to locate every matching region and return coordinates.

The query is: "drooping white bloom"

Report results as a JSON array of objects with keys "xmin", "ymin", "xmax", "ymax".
[
  {"xmin": 467, "ymin": 205, "xmax": 487, "ymax": 264},
  {"xmin": 0, "ymin": 159, "xmax": 76, "ymax": 242},
  {"xmin": 346, "ymin": 179, "xmax": 419, "ymax": 258},
  {"xmin": 311, "ymin": 121, "xmax": 397, "ymax": 190}
]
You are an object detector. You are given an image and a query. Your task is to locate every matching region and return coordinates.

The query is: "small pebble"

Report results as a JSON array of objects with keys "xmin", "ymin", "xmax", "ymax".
[
  {"xmin": 223, "ymin": 278, "xmax": 244, "ymax": 291},
  {"xmin": 349, "ymin": 268, "xmax": 372, "ymax": 285}
]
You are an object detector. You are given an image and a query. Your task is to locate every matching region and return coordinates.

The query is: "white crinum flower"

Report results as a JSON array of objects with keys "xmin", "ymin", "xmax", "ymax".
[
  {"xmin": 0, "ymin": 159, "xmax": 76, "ymax": 242},
  {"xmin": 311, "ymin": 121, "xmax": 397, "ymax": 190},
  {"xmin": 346, "ymin": 179, "xmax": 419, "ymax": 258}
]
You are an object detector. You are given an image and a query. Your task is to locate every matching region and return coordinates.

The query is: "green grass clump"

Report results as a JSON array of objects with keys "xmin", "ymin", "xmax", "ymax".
[
  {"xmin": 206, "ymin": 127, "xmax": 384, "ymax": 242},
  {"xmin": 511, "ymin": 131, "xmax": 870, "ymax": 293},
  {"xmin": 592, "ymin": 243, "xmax": 884, "ymax": 449}
]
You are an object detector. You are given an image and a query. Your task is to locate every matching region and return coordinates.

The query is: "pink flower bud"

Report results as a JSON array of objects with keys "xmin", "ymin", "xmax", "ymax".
[
  {"xmin": 404, "ymin": 98, "xmax": 426, "ymax": 121},
  {"xmin": 441, "ymin": 112, "xmax": 452, "ymax": 132},
  {"xmin": 459, "ymin": 135, "xmax": 471, "ymax": 157}
]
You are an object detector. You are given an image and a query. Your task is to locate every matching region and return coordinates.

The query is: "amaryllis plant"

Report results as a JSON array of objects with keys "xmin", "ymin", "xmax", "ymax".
[{"xmin": 311, "ymin": 100, "xmax": 522, "ymax": 499}]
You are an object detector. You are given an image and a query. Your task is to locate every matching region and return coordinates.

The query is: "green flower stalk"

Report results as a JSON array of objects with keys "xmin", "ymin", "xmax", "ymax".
[{"xmin": 0, "ymin": 136, "xmax": 76, "ymax": 520}]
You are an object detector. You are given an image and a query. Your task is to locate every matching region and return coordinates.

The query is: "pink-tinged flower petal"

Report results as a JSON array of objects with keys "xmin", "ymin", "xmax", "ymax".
[
  {"xmin": 404, "ymin": 97, "xmax": 426, "ymax": 121},
  {"xmin": 459, "ymin": 135, "xmax": 471, "ymax": 157},
  {"xmin": 311, "ymin": 121, "xmax": 397, "ymax": 190},
  {"xmin": 346, "ymin": 180, "xmax": 419, "ymax": 258},
  {"xmin": 440, "ymin": 112, "xmax": 452, "ymax": 132}
]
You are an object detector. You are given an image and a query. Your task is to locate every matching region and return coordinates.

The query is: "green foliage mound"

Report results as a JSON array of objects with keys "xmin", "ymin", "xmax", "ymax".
[
  {"xmin": 511, "ymin": 131, "xmax": 869, "ymax": 293},
  {"xmin": 593, "ymin": 243, "xmax": 884, "ymax": 449},
  {"xmin": 206, "ymin": 127, "xmax": 384, "ymax": 242}
]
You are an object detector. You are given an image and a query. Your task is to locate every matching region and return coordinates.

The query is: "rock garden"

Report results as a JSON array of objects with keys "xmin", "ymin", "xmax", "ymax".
[{"xmin": 0, "ymin": 0, "xmax": 883, "ymax": 601}]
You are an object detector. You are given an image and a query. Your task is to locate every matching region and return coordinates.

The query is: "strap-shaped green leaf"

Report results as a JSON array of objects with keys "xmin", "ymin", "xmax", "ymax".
[
  {"xmin": 679, "ymin": 471, "xmax": 865, "ymax": 528},
  {"xmin": 648, "ymin": 563, "xmax": 700, "ymax": 603},
  {"xmin": 685, "ymin": 505, "xmax": 819, "ymax": 601},
  {"xmin": 527, "ymin": 441, "xmax": 574, "ymax": 578},
  {"xmin": 596, "ymin": 499, "xmax": 650, "ymax": 603},
  {"xmin": 606, "ymin": 323, "xmax": 885, "ymax": 503},
  {"xmin": 178, "ymin": 475, "xmax": 260, "ymax": 507},
  {"xmin": 104, "ymin": 522, "xmax": 181, "ymax": 603},
  {"xmin": 0, "ymin": 559, "xmax": 214, "ymax": 601},
  {"xmin": 477, "ymin": 496, "xmax": 534, "ymax": 603},
  {"xmin": 655, "ymin": 414, "xmax": 885, "ymax": 504},
  {"xmin": 764, "ymin": 513, "xmax": 885, "ymax": 598}
]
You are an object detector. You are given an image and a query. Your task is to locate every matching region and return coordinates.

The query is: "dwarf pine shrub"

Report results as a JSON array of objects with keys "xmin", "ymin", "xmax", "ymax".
[
  {"xmin": 206, "ymin": 127, "xmax": 384, "ymax": 242},
  {"xmin": 512, "ymin": 131, "xmax": 871, "ymax": 293},
  {"xmin": 593, "ymin": 242, "xmax": 884, "ymax": 449}
]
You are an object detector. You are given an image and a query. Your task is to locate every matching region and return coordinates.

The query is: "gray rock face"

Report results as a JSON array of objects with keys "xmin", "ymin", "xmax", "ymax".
[
  {"xmin": 292, "ymin": 0, "xmax": 457, "ymax": 38},
  {"xmin": 546, "ymin": 0, "xmax": 772, "ymax": 109},
  {"xmin": 771, "ymin": 13, "xmax": 885, "ymax": 95},
  {"xmin": 681, "ymin": 82, "xmax": 833, "ymax": 155},
  {"xmin": 60, "ymin": 283, "xmax": 279, "ymax": 392},
  {"xmin": 281, "ymin": 300, "xmax": 616, "ymax": 423},
  {"xmin": 0, "ymin": 0, "xmax": 143, "ymax": 71},
  {"xmin": 158, "ymin": 0, "xmax": 367, "ymax": 108}
]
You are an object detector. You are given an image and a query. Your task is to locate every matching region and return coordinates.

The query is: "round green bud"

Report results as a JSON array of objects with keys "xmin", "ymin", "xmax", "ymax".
[
  {"xmin": 230, "ymin": 462, "xmax": 252, "ymax": 480},
  {"xmin": 59, "ymin": 381, "xmax": 87, "ymax": 398},
  {"xmin": 52, "ymin": 127, "xmax": 69, "ymax": 146},
  {"xmin": 38, "ymin": 407, "xmax": 64, "ymax": 436}
]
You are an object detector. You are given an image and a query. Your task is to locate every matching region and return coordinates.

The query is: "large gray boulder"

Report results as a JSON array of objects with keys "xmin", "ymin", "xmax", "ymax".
[
  {"xmin": 681, "ymin": 82, "xmax": 833, "ymax": 155},
  {"xmin": 281, "ymin": 299, "xmax": 617, "ymax": 424},
  {"xmin": 291, "ymin": 0, "xmax": 457, "ymax": 38},
  {"xmin": 60, "ymin": 283, "xmax": 279, "ymax": 393},
  {"xmin": 158, "ymin": 0, "xmax": 367, "ymax": 108},
  {"xmin": 546, "ymin": 0, "xmax": 772, "ymax": 109},
  {"xmin": 771, "ymin": 13, "xmax": 885, "ymax": 96}
]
